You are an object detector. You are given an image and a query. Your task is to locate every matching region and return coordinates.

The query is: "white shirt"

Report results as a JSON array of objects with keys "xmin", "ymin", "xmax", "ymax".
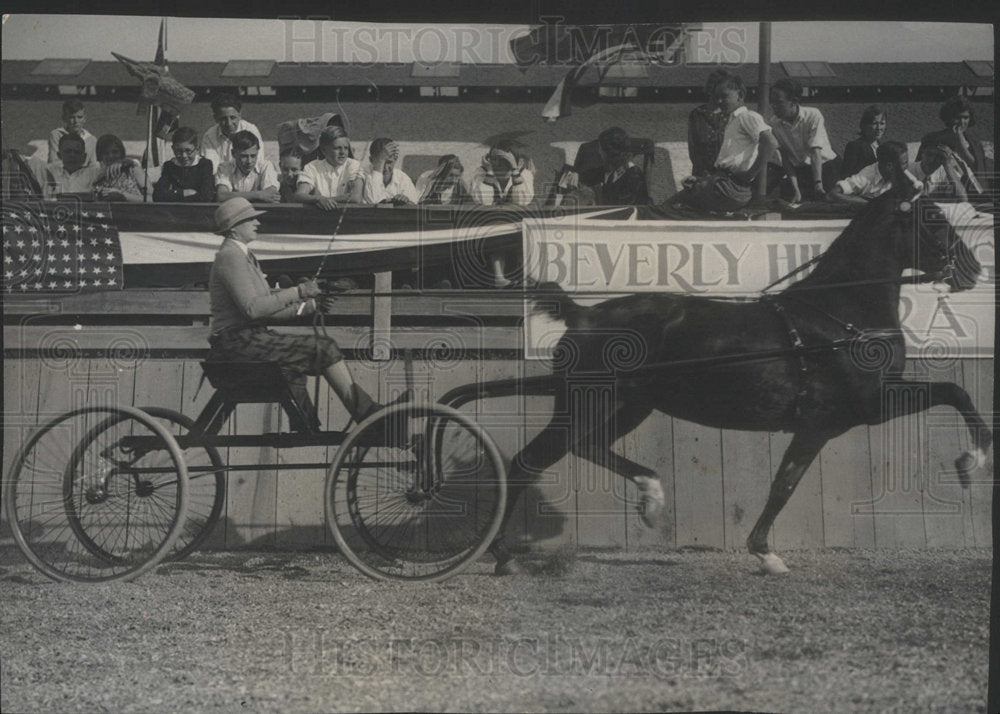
[
  {"xmin": 297, "ymin": 157, "xmax": 362, "ymax": 198},
  {"xmin": 469, "ymin": 167, "xmax": 534, "ymax": 205},
  {"xmin": 47, "ymin": 128, "xmax": 97, "ymax": 166},
  {"xmin": 769, "ymin": 106, "xmax": 836, "ymax": 167},
  {"xmin": 835, "ymin": 163, "xmax": 894, "ymax": 199},
  {"xmin": 43, "ymin": 162, "xmax": 102, "ymax": 197},
  {"xmin": 216, "ymin": 159, "xmax": 280, "ymax": 193},
  {"xmin": 362, "ymin": 164, "xmax": 419, "ymax": 204},
  {"xmin": 715, "ymin": 106, "xmax": 772, "ymax": 174},
  {"xmin": 415, "ymin": 168, "xmax": 465, "ymax": 203},
  {"xmin": 201, "ymin": 120, "xmax": 264, "ymax": 171}
]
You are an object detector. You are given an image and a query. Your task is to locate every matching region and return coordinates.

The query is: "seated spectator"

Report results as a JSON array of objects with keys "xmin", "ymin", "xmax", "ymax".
[
  {"xmin": 919, "ymin": 95, "xmax": 988, "ymax": 193},
  {"xmin": 362, "ymin": 138, "xmax": 418, "ymax": 205},
  {"xmin": 469, "ymin": 141, "xmax": 535, "ymax": 286},
  {"xmin": 827, "ymin": 141, "xmax": 920, "ymax": 206},
  {"xmin": 42, "ymin": 133, "xmax": 101, "ymax": 198},
  {"xmin": 687, "ymin": 69, "xmax": 731, "ymax": 178},
  {"xmin": 840, "ymin": 105, "xmax": 886, "ymax": 180},
  {"xmin": 469, "ymin": 141, "xmax": 535, "ymax": 206},
  {"xmin": 92, "ymin": 134, "xmax": 144, "ymax": 202},
  {"xmin": 767, "ymin": 78, "xmax": 840, "ymax": 202},
  {"xmin": 416, "ymin": 155, "xmax": 474, "ymax": 204},
  {"xmin": 911, "ymin": 144, "xmax": 969, "ymax": 201},
  {"xmin": 277, "ymin": 112, "xmax": 350, "ymax": 166},
  {"xmin": 294, "ymin": 125, "xmax": 363, "ymax": 210},
  {"xmin": 593, "ymin": 126, "xmax": 651, "ymax": 205},
  {"xmin": 278, "ymin": 148, "xmax": 305, "ymax": 203},
  {"xmin": 216, "ymin": 131, "xmax": 280, "ymax": 203},
  {"xmin": 153, "ymin": 127, "xmax": 216, "ymax": 203},
  {"xmin": 665, "ymin": 75, "xmax": 777, "ymax": 213},
  {"xmin": 48, "ymin": 99, "xmax": 98, "ymax": 167},
  {"xmin": 201, "ymin": 92, "xmax": 264, "ymax": 171}
]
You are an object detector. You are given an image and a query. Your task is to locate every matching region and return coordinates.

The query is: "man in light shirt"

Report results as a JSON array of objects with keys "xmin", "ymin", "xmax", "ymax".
[
  {"xmin": 768, "ymin": 78, "xmax": 840, "ymax": 203},
  {"xmin": 215, "ymin": 131, "xmax": 280, "ymax": 203},
  {"xmin": 828, "ymin": 141, "xmax": 921, "ymax": 206},
  {"xmin": 362, "ymin": 138, "xmax": 418, "ymax": 205},
  {"xmin": 201, "ymin": 93, "xmax": 264, "ymax": 171}
]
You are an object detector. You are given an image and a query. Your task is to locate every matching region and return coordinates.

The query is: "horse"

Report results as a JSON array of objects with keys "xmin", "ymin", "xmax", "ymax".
[{"xmin": 489, "ymin": 195, "xmax": 992, "ymax": 575}]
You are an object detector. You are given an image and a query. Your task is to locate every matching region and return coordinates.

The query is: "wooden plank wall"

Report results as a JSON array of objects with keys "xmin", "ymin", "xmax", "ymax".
[{"xmin": 4, "ymin": 353, "xmax": 992, "ymax": 552}]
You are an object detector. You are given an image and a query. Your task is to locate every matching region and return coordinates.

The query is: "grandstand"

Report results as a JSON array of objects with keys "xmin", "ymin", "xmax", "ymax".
[{"xmin": 2, "ymin": 57, "xmax": 994, "ymax": 198}]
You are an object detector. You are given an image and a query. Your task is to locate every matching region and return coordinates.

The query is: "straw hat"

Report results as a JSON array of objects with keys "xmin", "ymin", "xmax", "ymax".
[{"xmin": 214, "ymin": 197, "xmax": 267, "ymax": 234}]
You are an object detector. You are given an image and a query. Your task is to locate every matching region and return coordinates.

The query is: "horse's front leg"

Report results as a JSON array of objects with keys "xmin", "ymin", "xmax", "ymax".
[
  {"xmin": 876, "ymin": 380, "xmax": 992, "ymax": 485},
  {"xmin": 747, "ymin": 431, "xmax": 829, "ymax": 574}
]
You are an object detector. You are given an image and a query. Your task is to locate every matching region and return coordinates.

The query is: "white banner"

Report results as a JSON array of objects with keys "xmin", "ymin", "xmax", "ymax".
[{"xmin": 523, "ymin": 214, "xmax": 995, "ymax": 359}]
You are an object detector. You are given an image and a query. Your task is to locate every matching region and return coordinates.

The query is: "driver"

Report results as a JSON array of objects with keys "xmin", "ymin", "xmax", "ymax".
[{"xmin": 207, "ymin": 197, "xmax": 408, "ymax": 425}]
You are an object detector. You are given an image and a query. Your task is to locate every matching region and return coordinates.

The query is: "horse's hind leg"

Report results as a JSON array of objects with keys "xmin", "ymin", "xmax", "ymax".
[
  {"xmin": 747, "ymin": 430, "xmax": 829, "ymax": 574},
  {"xmin": 873, "ymin": 380, "xmax": 992, "ymax": 485},
  {"xmin": 568, "ymin": 404, "xmax": 662, "ymax": 527}
]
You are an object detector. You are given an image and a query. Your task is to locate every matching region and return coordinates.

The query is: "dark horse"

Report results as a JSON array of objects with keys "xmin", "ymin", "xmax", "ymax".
[{"xmin": 491, "ymin": 196, "xmax": 992, "ymax": 575}]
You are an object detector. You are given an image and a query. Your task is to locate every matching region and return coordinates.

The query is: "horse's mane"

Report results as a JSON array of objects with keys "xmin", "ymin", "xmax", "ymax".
[{"xmin": 785, "ymin": 194, "xmax": 901, "ymax": 291}]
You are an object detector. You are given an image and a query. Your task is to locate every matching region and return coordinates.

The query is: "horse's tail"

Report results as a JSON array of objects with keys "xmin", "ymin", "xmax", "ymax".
[{"xmin": 530, "ymin": 281, "xmax": 582, "ymax": 324}]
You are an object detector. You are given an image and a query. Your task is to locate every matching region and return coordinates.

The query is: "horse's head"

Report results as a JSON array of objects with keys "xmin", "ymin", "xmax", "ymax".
[{"xmin": 895, "ymin": 198, "xmax": 985, "ymax": 292}]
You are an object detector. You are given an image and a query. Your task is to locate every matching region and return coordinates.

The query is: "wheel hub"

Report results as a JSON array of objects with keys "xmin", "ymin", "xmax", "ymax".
[{"xmin": 135, "ymin": 480, "xmax": 156, "ymax": 497}]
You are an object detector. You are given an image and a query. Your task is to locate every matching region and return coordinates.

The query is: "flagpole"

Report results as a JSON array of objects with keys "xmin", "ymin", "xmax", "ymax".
[
  {"xmin": 145, "ymin": 104, "xmax": 154, "ymax": 202},
  {"xmin": 755, "ymin": 22, "xmax": 772, "ymax": 203}
]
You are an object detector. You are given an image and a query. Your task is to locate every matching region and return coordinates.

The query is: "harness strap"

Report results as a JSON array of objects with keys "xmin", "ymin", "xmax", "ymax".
[{"xmin": 764, "ymin": 297, "xmax": 810, "ymax": 420}]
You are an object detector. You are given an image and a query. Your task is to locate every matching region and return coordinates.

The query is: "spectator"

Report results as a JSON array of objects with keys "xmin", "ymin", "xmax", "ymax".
[
  {"xmin": 48, "ymin": 99, "xmax": 98, "ymax": 167},
  {"xmin": 152, "ymin": 126, "xmax": 215, "ymax": 203},
  {"xmin": 767, "ymin": 78, "xmax": 840, "ymax": 202},
  {"xmin": 92, "ymin": 134, "xmax": 144, "ymax": 202},
  {"xmin": 827, "ymin": 141, "xmax": 920, "ymax": 206},
  {"xmin": 278, "ymin": 148, "xmax": 305, "ymax": 203},
  {"xmin": 687, "ymin": 69, "xmax": 731, "ymax": 178},
  {"xmin": 215, "ymin": 131, "xmax": 280, "ymax": 203},
  {"xmin": 201, "ymin": 93, "xmax": 264, "ymax": 171},
  {"xmin": 594, "ymin": 126, "xmax": 650, "ymax": 205},
  {"xmin": 416, "ymin": 155, "xmax": 474, "ymax": 204},
  {"xmin": 294, "ymin": 125, "xmax": 363, "ymax": 210},
  {"xmin": 469, "ymin": 141, "xmax": 535, "ymax": 206},
  {"xmin": 362, "ymin": 138, "xmax": 418, "ymax": 205},
  {"xmin": 840, "ymin": 105, "xmax": 886, "ymax": 179},
  {"xmin": 919, "ymin": 95, "xmax": 988, "ymax": 193},
  {"xmin": 911, "ymin": 144, "xmax": 969, "ymax": 201},
  {"xmin": 665, "ymin": 75, "xmax": 777, "ymax": 213},
  {"xmin": 42, "ymin": 133, "xmax": 101, "ymax": 198}
]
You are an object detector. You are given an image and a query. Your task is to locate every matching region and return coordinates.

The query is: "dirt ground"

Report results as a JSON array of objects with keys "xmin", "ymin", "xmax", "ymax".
[{"xmin": 0, "ymin": 547, "xmax": 990, "ymax": 713}]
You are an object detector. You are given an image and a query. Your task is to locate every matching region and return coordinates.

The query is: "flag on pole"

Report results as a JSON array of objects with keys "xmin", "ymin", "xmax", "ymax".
[
  {"xmin": 2, "ymin": 201, "xmax": 124, "ymax": 294},
  {"xmin": 511, "ymin": 24, "xmax": 690, "ymax": 121}
]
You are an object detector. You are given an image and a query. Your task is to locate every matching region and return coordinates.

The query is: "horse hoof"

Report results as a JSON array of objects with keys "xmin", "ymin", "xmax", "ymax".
[
  {"xmin": 494, "ymin": 559, "xmax": 524, "ymax": 576},
  {"xmin": 955, "ymin": 449, "xmax": 987, "ymax": 488},
  {"xmin": 755, "ymin": 552, "xmax": 790, "ymax": 575},
  {"xmin": 635, "ymin": 477, "xmax": 665, "ymax": 529}
]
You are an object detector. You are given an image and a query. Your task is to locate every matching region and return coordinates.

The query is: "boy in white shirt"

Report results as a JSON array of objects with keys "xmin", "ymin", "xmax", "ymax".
[
  {"xmin": 668, "ymin": 75, "xmax": 778, "ymax": 213},
  {"xmin": 362, "ymin": 138, "xmax": 418, "ymax": 205},
  {"xmin": 202, "ymin": 93, "xmax": 264, "ymax": 171},
  {"xmin": 295, "ymin": 126, "xmax": 363, "ymax": 210},
  {"xmin": 828, "ymin": 141, "xmax": 921, "ymax": 206},
  {"xmin": 768, "ymin": 78, "xmax": 840, "ymax": 202},
  {"xmin": 48, "ymin": 99, "xmax": 98, "ymax": 167},
  {"xmin": 43, "ymin": 133, "xmax": 102, "ymax": 198},
  {"xmin": 215, "ymin": 131, "xmax": 280, "ymax": 203}
]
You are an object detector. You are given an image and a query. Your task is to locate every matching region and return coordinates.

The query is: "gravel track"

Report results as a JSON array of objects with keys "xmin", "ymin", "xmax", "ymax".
[{"xmin": 0, "ymin": 547, "xmax": 990, "ymax": 713}]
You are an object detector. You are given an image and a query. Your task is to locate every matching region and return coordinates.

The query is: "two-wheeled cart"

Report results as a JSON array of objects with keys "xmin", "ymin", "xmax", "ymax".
[{"xmin": 4, "ymin": 361, "xmax": 507, "ymax": 583}]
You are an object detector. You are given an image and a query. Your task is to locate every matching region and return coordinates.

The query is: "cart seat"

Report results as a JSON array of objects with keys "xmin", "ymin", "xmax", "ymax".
[{"xmin": 200, "ymin": 361, "xmax": 321, "ymax": 434}]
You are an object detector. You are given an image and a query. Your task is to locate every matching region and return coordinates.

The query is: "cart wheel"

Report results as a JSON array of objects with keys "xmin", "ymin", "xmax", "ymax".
[
  {"xmin": 136, "ymin": 408, "xmax": 225, "ymax": 560},
  {"xmin": 4, "ymin": 405, "xmax": 188, "ymax": 583},
  {"xmin": 326, "ymin": 403, "xmax": 506, "ymax": 582}
]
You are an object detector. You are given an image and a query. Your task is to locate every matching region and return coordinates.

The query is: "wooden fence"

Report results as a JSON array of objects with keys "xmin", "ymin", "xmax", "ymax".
[{"xmin": 3, "ymin": 288, "xmax": 993, "ymax": 552}]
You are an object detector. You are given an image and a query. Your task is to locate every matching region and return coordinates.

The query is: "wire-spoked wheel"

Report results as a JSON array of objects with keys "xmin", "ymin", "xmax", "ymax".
[
  {"xmin": 138, "ymin": 407, "xmax": 225, "ymax": 560},
  {"xmin": 4, "ymin": 405, "xmax": 188, "ymax": 583},
  {"xmin": 326, "ymin": 403, "xmax": 506, "ymax": 581}
]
